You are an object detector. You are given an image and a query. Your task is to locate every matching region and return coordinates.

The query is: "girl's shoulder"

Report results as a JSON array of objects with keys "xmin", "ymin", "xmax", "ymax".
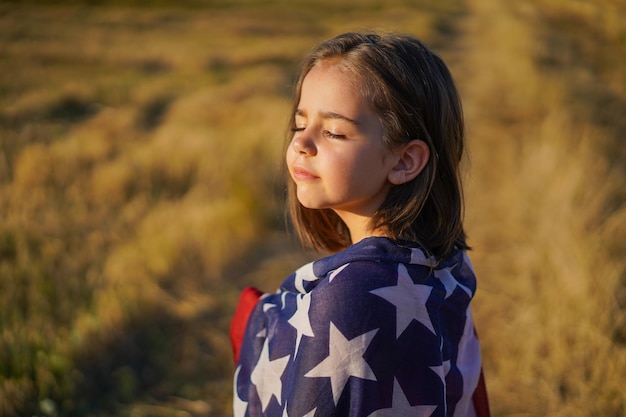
[
  {"xmin": 315, "ymin": 236, "xmax": 437, "ymax": 274},
  {"xmin": 280, "ymin": 236, "xmax": 424, "ymax": 294},
  {"xmin": 281, "ymin": 236, "xmax": 475, "ymax": 299}
]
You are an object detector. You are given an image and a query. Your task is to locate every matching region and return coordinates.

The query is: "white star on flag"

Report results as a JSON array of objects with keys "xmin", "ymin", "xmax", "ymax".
[
  {"xmin": 434, "ymin": 265, "xmax": 472, "ymax": 298},
  {"xmin": 370, "ymin": 264, "xmax": 435, "ymax": 338},
  {"xmin": 250, "ymin": 340, "xmax": 290, "ymax": 411},
  {"xmin": 294, "ymin": 262, "xmax": 318, "ymax": 293},
  {"xmin": 263, "ymin": 302, "xmax": 278, "ymax": 312},
  {"xmin": 288, "ymin": 292, "xmax": 314, "ymax": 357},
  {"xmin": 434, "ymin": 266, "xmax": 458, "ymax": 299},
  {"xmin": 328, "ymin": 263, "xmax": 349, "ymax": 283},
  {"xmin": 410, "ymin": 248, "xmax": 436, "ymax": 267},
  {"xmin": 367, "ymin": 378, "xmax": 438, "ymax": 417},
  {"xmin": 429, "ymin": 359, "xmax": 451, "ymax": 383},
  {"xmin": 429, "ymin": 360, "xmax": 451, "ymax": 416},
  {"xmin": 305, "ymin": 322, "xmax": 378, "ymax": 404},
  {"xmin": 233, "ymin": 366, "xmax": 248, "ymax": 417}
]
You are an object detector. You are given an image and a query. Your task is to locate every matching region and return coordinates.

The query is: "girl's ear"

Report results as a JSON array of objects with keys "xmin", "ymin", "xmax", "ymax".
[{"xmin": 387, "ymin": 139, "xmax": 430, "ymax": 185}]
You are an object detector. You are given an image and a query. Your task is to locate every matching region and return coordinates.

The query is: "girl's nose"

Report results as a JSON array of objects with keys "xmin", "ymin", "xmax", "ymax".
[{"xmin": 291, "ymin": 131, "xmax": 317, "ymax": 155}]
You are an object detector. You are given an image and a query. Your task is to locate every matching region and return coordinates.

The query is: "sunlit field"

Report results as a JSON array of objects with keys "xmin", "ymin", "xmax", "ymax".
[{"xmin": 1, "ymin": 0, "xmax": 625, "ymax": 416}]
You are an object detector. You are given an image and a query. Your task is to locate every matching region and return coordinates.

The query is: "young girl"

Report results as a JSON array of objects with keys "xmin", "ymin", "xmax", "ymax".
[{"xmin": 230, "ymin": 32, "xmax": 489, "ymax": 417}]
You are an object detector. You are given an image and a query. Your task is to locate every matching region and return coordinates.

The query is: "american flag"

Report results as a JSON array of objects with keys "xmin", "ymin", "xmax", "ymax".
[{"xmin": 232, "ymin": 236, "xmax": 485, "ymax": 417}]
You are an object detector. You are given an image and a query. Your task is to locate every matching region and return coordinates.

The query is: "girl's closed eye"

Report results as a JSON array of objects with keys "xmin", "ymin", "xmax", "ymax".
[
  {"xmin": 291, "ymin": 126, "xmax": 305, "ymax": 133},
  {"xmin": 324, "ymin": 130, "xmax": 347, "ymax": 140}
]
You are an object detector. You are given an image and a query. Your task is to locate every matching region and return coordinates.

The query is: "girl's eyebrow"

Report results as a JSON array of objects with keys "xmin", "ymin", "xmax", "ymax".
[{"xmin": 295, "ymin": 109, "xmax": 360, "ymax": 126}]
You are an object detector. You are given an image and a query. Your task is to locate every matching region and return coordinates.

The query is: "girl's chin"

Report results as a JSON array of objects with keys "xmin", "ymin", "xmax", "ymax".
[
  {"xmin": 296, "ymin": 197, "xmax": 328, "ymax": 210},
  {"xmin": 298, "ymin": 201, "xmax": 324, "ymax": 210}
]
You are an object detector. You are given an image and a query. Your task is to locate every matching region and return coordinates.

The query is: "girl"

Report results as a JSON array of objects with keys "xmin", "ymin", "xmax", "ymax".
[{"xmin": 230, "ymin": 32, "xmax": 489, "ymax": 417}]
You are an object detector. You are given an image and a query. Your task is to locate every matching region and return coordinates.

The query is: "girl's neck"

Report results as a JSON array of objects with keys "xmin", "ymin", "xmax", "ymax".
[{"xmin": 334, "ymin": 210, "xmax": 388, "ymax": 245}]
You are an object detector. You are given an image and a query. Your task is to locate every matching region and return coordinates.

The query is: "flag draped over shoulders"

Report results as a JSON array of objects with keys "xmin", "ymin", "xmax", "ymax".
[{"xmin": 233, "ymin": 236, "xmax": 482, "ymax": 417}]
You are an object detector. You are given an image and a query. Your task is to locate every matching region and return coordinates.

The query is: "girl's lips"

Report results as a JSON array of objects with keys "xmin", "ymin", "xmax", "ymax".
[{"xmin": 292, "ymin": 167, "xmax": 319, "ymax": 180}]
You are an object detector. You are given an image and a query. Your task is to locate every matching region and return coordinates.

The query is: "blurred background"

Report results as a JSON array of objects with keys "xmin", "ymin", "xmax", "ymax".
[{"xmin": 1, "ymin": 0, "xmax": 625, "ymax": 416}]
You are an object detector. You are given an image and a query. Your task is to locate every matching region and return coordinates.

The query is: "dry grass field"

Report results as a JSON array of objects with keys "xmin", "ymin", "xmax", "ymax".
[{"xmin": 0, "ymin": 0, "xmax": 625, "ymax": 416}]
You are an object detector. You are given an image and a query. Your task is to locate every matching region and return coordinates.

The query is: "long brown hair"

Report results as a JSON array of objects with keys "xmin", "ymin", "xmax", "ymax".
[{"xmin": 287, "ymin": 32, "xmax": 469, "ymax": 261}]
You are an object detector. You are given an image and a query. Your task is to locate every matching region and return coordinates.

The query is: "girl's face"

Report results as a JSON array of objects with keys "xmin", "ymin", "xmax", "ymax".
[{"xmin": 286, "ymin": 61, "xmax": 398, "ymax": 220}]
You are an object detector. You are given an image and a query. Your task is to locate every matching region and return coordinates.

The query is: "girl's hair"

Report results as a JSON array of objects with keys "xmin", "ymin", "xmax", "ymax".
[{"xmin": 287, "ymin": 32, "xmax": 469, "ymax": 260}]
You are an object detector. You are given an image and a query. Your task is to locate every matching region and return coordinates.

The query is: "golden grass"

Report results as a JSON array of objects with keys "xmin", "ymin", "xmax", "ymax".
[
  {"xmin": 0, "ymin": 0, "xmax": 624, "ymax": 416},
  {"xmin": 460, "ymin": 1, "xmax": 626, "ymax": 415}
]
